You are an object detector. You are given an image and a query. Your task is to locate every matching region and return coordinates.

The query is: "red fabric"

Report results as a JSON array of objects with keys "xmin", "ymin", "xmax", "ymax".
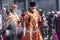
[
  {"xmin": 57, "ymin": 16, "xmax": 60, "ymax": 32},
  {"xmin": 3, "ymin": 32, "xmax": 7, "ymax": 40},
  {"xmin": 38, "ymin": 21, "xmax": 42, "ymax": 27},
  {"xmin": 53, "ymin": 33, "xmax": 58, "ymax": 40},
  {"xmin": 22, "ymin": 36, "xmax": 26, "ymax": 40}
]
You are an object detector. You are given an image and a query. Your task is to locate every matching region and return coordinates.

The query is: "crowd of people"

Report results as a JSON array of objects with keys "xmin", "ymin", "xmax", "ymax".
[{"xmin": 0, "ymin": 1, "xmax": 60, "ymax": 40}]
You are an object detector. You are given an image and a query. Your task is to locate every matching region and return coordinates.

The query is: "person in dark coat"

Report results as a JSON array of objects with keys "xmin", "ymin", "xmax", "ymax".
[
  {"xmin": 56, "ymin": 11, "xmax": 60, "ymax": 40},
  {"xmin": 47, "ymin": 11, "xmax": 55, "ymax": 40}
]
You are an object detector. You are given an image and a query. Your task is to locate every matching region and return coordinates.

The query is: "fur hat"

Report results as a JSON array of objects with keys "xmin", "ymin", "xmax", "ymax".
[{"xmin": 30, "ymin": 2, "xmax": 36, "ymax": 7}]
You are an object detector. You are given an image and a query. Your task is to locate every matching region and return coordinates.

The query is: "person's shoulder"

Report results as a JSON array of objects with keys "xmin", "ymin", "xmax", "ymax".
[{"xmin": 34, "ymin": 10, "xmax": 40, "ymax": 15}]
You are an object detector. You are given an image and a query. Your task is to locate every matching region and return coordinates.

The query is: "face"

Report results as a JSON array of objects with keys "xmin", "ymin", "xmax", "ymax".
[
  {"xmin": 30, "ymin": 6, "xmax": 36, "ymax": 11},
  {"xmin": 12, "ymin": 7, "xmax": 17, "ymax": 14},
  {"xmin": 11, "ymin": 8, "xmax": 17, "ymax": 15},
  {"xmin": 2, "ymin": 9, "xmax": 6, "ymax": 12},
  {"xmin": 13, "ymin": 7, "xmax": 17, "ymax": 11},
  {"xmin": 51, "ymin": 13, "xmax": 55, "ymax": 16}
]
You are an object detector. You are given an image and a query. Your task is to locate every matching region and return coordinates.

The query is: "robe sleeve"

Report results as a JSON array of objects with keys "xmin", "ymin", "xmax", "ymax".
[
  {"xmin": 24, "ymin": 11, "xmax": 29, "ymax": 27},
  {"xmin": 37, "ymin": 12, "xmax": 42, "ymax": 27}
]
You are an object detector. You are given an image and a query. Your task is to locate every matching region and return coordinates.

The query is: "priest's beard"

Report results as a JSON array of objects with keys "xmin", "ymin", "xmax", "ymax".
[
  {"xmin": 13, "ymin": 10, "xmax": 17, "ymax": 15},
  {"xmin": 30, "ymin": 8, "xmax": 36, "ymax": 13}
]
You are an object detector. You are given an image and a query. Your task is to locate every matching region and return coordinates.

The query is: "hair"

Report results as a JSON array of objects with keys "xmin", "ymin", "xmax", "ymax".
[
  {"xmin": 10, "ymin": 9, "xmax": 13, "ymax": 13},
  {"xmin": 11, "ymin": 4, "xmax": 17, "ymax": 9}
]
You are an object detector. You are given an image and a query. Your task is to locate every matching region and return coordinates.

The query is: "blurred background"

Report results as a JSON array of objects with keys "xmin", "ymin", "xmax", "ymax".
[{"xmin": 0, "ymin": 0, "xmax": 59, "ymax": 12}]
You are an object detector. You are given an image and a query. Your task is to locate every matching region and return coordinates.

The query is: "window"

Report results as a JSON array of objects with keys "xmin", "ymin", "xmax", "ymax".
[
  {"xmin": 0, "ymin": 0, "xmax": 2, "ymax": 9},
  {"xmin": 14, "ymin": 0, "xmax": 57, "ymax": 12},
  {"xmin": 2, "ymin": 0, "xmax": 10, "ymax": 10},
  {"xmin": 14, "ymin": 0, "xmax": 26, "ymax": 11},
  {"xmin": 33, "ymin": 0, "xmax": 56, "ymax": 12}
]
